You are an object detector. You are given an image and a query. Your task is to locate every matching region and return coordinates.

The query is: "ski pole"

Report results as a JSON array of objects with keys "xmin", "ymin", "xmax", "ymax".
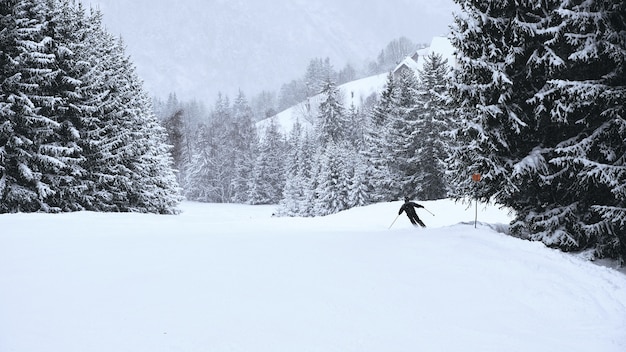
[
  {"xmin": 388, "ymin": 214, "xmax": 400, "ymax": 229},
  {"xmin": 423, "ymin": 207, "xmax": 435, "ymax": 216}
]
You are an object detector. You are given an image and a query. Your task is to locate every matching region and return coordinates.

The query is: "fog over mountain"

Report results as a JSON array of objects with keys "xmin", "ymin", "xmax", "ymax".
[{"xmin": 88, "ymin": 0, "xmax": 458, "ymax": 102}]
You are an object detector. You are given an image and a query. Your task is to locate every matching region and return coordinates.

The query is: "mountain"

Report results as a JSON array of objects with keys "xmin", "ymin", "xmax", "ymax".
[
  {"xmin": 256, "ymin": 36, "xmax": 456, "ymax": 134},
  {"xmin": 88, "ymin": 0, "xmax": 458, "ymax": 102}
]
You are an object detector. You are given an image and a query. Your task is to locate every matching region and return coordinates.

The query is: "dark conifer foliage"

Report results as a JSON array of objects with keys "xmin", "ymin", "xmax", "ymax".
[
  {"xmin": 412, "ymin": 52, "xmax": 453, "ymax": 200},
  {"xmin": 448, "ymin": 0, "xmax": 626, "ymax": 261},
  {"xmin": 0, "ymin": 0, "xmax": 76, "ymax": 212},
  {"xmin": 0, "ymin": 0, "xmax": 181, "ymax": 214}
]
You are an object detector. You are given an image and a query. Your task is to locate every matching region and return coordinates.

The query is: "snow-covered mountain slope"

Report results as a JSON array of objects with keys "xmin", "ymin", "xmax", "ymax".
[
  {"xmin": 256, "ymin": 72, "xmax": 389, "ymax": 134},
  {"xmin": 256, "ymin": 36, "xmax": 456, "ymax": 135},
  {"xmin": 2, "ymin": 199, "xmax": 625, "ymax": 352}
]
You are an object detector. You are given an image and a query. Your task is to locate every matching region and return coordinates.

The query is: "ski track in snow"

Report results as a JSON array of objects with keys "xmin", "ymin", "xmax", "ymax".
[{"xmin": 1, "ymin": 199, "xmax": 626, "ymax": 352}]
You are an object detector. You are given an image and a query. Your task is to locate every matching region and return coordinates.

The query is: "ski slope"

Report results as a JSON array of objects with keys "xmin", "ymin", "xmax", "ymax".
[
  {"xmin": 256, "ymin": 72, "xmax": 389, "ymax": 135},
  {"xmin": 1, "ymin": 199, "xmax": 626, "ymax": 352}
]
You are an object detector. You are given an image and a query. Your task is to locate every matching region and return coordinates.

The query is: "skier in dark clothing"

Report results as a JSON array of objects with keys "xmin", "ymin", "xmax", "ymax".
[{"xmin": 399, "ymin": 197, "xmax": 426, "ymax": 227}]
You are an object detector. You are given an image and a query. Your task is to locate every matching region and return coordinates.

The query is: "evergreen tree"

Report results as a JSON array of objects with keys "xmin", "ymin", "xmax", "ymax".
[
  {"xmin": 0, "ymin": 0, "xmax": 73, "ymax": 212},
  {"xmin": 185, "ymin": 94, "xmax": 234, "ymax": 202},
  {"xmin": 388, "ymin": 69, "xmax": 421, "ymax": 200},
  {"xmin": 410, "ymin": 52, "xmax": 453, "ymax": 200},
  {"xmin": 231, "ymin": 91, "xmax": 258, "ymax": 203},
  {"xmin": 278, "ymin": 119, "xmax": 309, "ymax": 216},
  {"xmin": 347, "ymin": 148, "xmax": 369, "ymax": 208},
  {"xmin": 248, "ymin": 118, "xmax": 285, "ymax": 204},
  {"xmin": 184, "ymin": 123, "xmax": 217, "ymax": 202},
  {"xmin": 0, "ymin": 1, "xmax": 180, "ymax": 214},
  {"xmin": 162, "ymin": 109, "xmax": 186, "ymax": 184},
  {"xmin": 313, "ymin": 142, "xmax": 351, "ymax": 216},
  {"xmin": 362, "ymin": 73, "xmax": 397, "ymax": 202},
  {"xmin": 316, "ymin": 79, "xmax": 348, "ymax": 147},
  {"xmin": 345, "ymin": 100, "xmax": 365, "ymax": 150},
  {"xmin": 305, "ymin": 57, "xmax": 336, "ymax": 96},
  {"xmin": 449, "ymin": 0, "xmax": 626, "ymax": 261}
]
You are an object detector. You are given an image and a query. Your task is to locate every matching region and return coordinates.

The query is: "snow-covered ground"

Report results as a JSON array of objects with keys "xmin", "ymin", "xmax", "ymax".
[{"xmin": 2, "ymin": 199, "xmax": 626, "ymax": 352}]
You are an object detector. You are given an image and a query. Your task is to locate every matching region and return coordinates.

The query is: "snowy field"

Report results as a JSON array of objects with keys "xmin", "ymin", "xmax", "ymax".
[{"xmin": 2, "ymin": 199, "xmax": 626, "ymax": 352}]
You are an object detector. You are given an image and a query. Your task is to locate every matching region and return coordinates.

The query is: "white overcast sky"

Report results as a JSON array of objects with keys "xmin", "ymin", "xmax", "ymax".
[{"xmin": 87, "ymin": 0, "xmax": 459, "ymax": 102}]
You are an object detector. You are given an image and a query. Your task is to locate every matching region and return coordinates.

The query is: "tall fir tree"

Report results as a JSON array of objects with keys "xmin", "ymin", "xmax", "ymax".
[
  {"xmin": 363, "ymin": 73, "xmax": 397, "ymax": 203},
  {"xmin": 0, "ymin": 0, "xmax": 74, "ymax": 212},
  {"xmin": 231, "ymin": 91, "xmax": 258, "ymax": 203},
  {"xmin": 448, "ymin": 0, "xmax": 626, "ymax": 261},
  {"xmin": 313, "ymin": 142, "xmax": 351, "ymax": 216},
  {"xmin": 410, "ymin": 52, "xmax": 453, "ymax": 200},
  {"xmin": 1, "ymin": 1, "xmax": 181, "ymax": 213},
  {"xmin": 248, "ymin": 118, "xmax": 285, "ymax": 205},
  {"xmin": 278, "ymin": 119, "xmax": 309, "ymax": 216},
  {"xmin": 316, "ymin": 79, "xmax": 348, "ymax": 147},
  {"xmin": 45, "ymin": 0, "xmax": 92, "ymax": 211},
  {"xmin": 185, "ymin": 94, "xmax": 235, "ymax": 203}
]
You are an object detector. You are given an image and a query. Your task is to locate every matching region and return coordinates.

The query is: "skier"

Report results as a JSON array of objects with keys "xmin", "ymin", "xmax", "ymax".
[{"xmin": 399, "ymin": 197, "xmax": 426, "ymax": 227}]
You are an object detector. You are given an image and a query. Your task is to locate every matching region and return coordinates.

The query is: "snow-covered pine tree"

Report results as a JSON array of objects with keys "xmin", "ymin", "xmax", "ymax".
[
  {"xmin": 125, "ymin": 88, "xmax": 182, "ymax": 214},
  {"xmin": 449, "ymin": 0, "xmax": 626, "ymax": 261},
  {"xmin": 76, "ymin": 9, "xmax": 180, "ymax": 213},
  {"xmin": 316, "ymin": 79, "xmax": 348, "ymax": 147},
  {"xmin": 34, "ymin": 0, "xmax": 88, "ymax": 211},
  {"xmin": 311, "ymin": 77, "xmax": 368, "ymax": 215},
  {"xmin": 345, "ymin": 100, "xmax": 365, "ymax": 150},
  {"xmin": 363, "ymin": 73, "xmax": 397, "ymax": 202},
  {"xmin": 248, "ymin": 118, "xmax": 285, "ymax": 205},
  {"xmin": 305, "ymin": 57, "xmax": 336, "ymax": 97},
  {"xmin": 410, "ymin": 52, "xmax": 453, "ymax": 200},
  {"xmin": 523, "ymin": 0, "xmax": 626, "ymax": 261},
  {"xmin": 230, "ymin": 91, "xmax": 258, "ymax": 203},
  {"xmin": 388, "ymin": 69, "xmax": 421, "ymax": 200},
  {"xmin": 0, "ymin": 0, "xmax": 75, "ymax": 213},
  {"xmin": 278, "ymin": 119, "xmax": 309, "ymax": 216},
  {"xmin": 185, "ymin": 94, "xmax": 234, "ymax": 203},
  {"xmin": 70, "ymin": 8, "xmax": 131, "ymax": 211},
  {"xmin": 313, "ymin": 141, "xmax": 351, "ymax": 216},
  {"xmin": 184, "ymin": 123, "xmax": 217, "ymax": 202},
  {"xmin": 0, "ymin": 1, "xmax": 180, "ymax": 214},
  {"xmin": 162, "ymin": 109, "xmax": 187, "ymax": 184},
  {"xmin": 347, "ymin": 148, "xmax": 369, "ymax": 208}
]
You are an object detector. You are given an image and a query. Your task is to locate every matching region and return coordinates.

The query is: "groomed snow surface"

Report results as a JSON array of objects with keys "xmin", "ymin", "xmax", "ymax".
[{"xmin": 2, "ymin": 199, "xmax": 626, "ymax": 352}]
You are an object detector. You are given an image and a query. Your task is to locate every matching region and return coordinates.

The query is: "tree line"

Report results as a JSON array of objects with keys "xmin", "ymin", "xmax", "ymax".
[{"xmin": 159, "ymin": 53, "xmax": 455, "ymax": 216}]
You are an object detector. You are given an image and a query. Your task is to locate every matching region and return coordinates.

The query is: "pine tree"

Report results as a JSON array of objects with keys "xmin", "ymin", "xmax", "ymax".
[
  {"xmin": 248, "ymin": 118, "xmax": 285, "ymax": 205},
  {"xmin": 388, "ymin": 69, "xmax": 421, "ymax": 200},
  {"xmin": 231, "ymin": 91, "xmax": 258, "ymax": 203},
  {"xmin": 449, "ymin": 0, "xmax": 626, "ymax": 261},
  {"xmin": 278, "ymin": 120, "xmax": 309, "ymax": 216},
  {"xmin": 0, "ymin": 0, "xmax": 73, "ymax": 212},
  {"xmin": 162, "ymin": 109, "xmax": 186, "ymax": 184},
  {"xmin": 71, "ymin": 9, "xmax": 132, "ymax": 211},
  {"xmin": 316, "ymin": 79, "xmax": 348, "ymax": 147},
  {"xmin": 185, "ymin": 94, "xmax": 234, "ymax": 203},
  {"xmin": 410, "ymin": 52, "xmax": 453, "ymax": 200},
  {"xmin": 0, "ymin": 1, "xmax": 181, "ymax": 214},
  {"xmin": 348, "ymin": 149, "xmax": 370, "ymax": 208},
  {"xmin": 313, "ymin": 142, "xmax": 351, "ymax": 216},
  {"xmin": 184, "ymin": 123, "xmax": 217, "ymax": 202},
  {"xmin": 363, "ymin": 73, "xmax": 396, "ymax": 203}
]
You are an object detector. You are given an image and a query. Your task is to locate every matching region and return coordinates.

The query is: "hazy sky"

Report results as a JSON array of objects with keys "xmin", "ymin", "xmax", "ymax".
[{"xmin": 87, "ymin": 0, "xmax": 459, "ymax": 103}]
